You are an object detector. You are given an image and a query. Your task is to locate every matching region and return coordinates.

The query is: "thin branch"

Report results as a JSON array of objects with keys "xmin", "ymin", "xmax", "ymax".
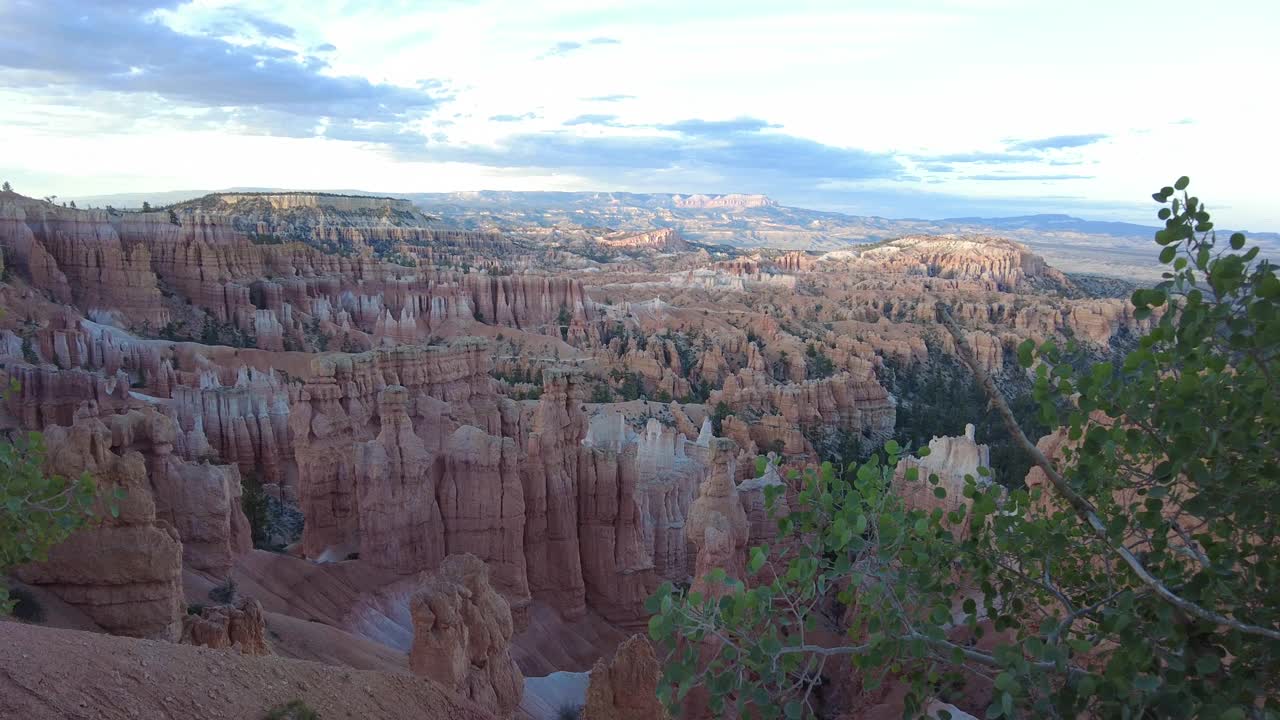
[{"xmin": 935, "ymin": 302, "xmax": 1280, "ymax": 642}]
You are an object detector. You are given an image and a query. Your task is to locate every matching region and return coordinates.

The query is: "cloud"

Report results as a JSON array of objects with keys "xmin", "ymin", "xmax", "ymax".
[
  {"xmin": 563, "ymin": 113, "xmax": 622, "ymax": 126},
  {"xmin": 918, "ymin": 162, "xmax": 955, "ymax": 173},
  {"xmin": 657, "ymin": 117, "xmax": 781, "ymax": 136},
  {"xmin": 321, "ymin": 119, "xmax": 419, "ymax": 145},
  {"xmin": 918, "ymin": 151, "xmax": 1037, "ymax": 164},
  {"xmin": 204, "ymin": 8, "xmax": 296, "ymax": 40},
  {"xmin": 428, "ymin": 116, "xmax": 904, "ymax": 193},
  {"xmin": 582, "ymin": 94, "xmax": 636, "ymax": 102},
  {"xmin": 1006, "ymin": 133, "xmax": 1108, "ymax": 151},
  {"xmin": 914, "ymin": 135, "xmax": 1106, "ymax": 170},
  {"xmin": 0, "ymin": 1, "xmax": 445, "ymax": 138},
  {"xmin": 489, "ymin": 112, "xmax": 539, "ymax": 122},
  {"xmin": 547, "ymin": 41, "xmax": 583, "ymax": 55},
  {"xmin": 540, "ymin": 36, "xmax": 621, "ymax": 58},
  {"xmin": 970, "ymin": 174, "xmax": 1095, "ymax": 181}
]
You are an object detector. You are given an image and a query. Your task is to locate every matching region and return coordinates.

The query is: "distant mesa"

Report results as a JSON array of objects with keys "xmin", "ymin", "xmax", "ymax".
[
  {"xmin": 670, "ymin": 193, "xmax": 776, "ymax": 210},
  {"xmin": 180, "ymin": 191, "xmax": 419, "ymax": 214}
]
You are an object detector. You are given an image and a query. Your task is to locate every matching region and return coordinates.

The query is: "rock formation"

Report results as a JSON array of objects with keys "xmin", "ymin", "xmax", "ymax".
[
  {"xmin": 440, "ymin": 424, "xmax": 530, "ymax": 613},
  {"xmin": 410, "ymin": 553, "xmax": 524, "ymax": 718},
  {"xmin": 833, "ymin": 235, "xmax": 1071, "ymax": 292},
  {"xmin": 686, "ymin": 438, "xmax": 750, "ymax": 596},
  {"xmin": 599, "ymin": 227, "xmax": 690, "ymax": 251},
  {"xmin": 582, "ymin": 634, "xmax": 670, "ymax": 720},
  {"xmin": 893, "ymin": 423, "xmax": 994, "ymax": 539},
  {"xmin": 0, "ymin": 186, "xmax": 1153, "ymax": 720},
  {"xmin": 181, "ymin": 596, "xmax": 271, "ymax": 655},
  {"xmin": 12, "ymin": 415, "xmax": 184, "ymax": 640},
  {"xmin": 672, "ymin": 193, "xmax": 776, "ymax": 210},
  {"xmin": 357, "ymin": 385, "xmax": 447, "ymax": 573},
  {"xmin": 521, "ymin": 369, "xmax": 589, "ymax": 618}
]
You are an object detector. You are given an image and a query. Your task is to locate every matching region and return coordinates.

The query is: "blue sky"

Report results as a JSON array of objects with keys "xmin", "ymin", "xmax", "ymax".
[{"xmin": 0, "ymin": 0, "xmax": 1276, "ymax": 228}]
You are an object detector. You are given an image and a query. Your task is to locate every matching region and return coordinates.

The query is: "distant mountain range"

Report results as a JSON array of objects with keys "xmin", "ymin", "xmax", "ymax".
[
  {"xmin": 59, "ymin": 188, "xmax": 1277, "ymax": 280},
  {"xmin": 942, "ymin": 213, "xmax": 1280, "ymax": 243}
]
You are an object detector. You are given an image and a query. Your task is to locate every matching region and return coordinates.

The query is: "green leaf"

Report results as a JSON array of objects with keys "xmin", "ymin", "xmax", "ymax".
[
  {"xmin": 1174, "ymin": 175, "xmax": 1190, "ymax": 190},
  {"xmin": 1194, "ymin": 654, "xmax": 1220, "ymax": 675},
  {"xmin": 1159, "ymin": 246, "xmax": 1177, "ymax": 264},
  {"xmin": 1133, "ymin": 674, "xmax": 1159, "ymax": 692},
  {"xmin": 647, "ymin": 614, "xmax": 664, "ymax": 641},
  {"xmin": 784, "ymin": 701, "xmax": 803, "ymax": 719},
  {"xmin": 1016, "ymin": 339, "xmax": 1035, "ymax": 368}
]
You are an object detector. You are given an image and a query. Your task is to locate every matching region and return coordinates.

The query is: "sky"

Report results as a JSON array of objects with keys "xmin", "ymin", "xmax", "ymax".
[{"xmin": 0, "ymin": 0, "xmax": 1276, "ymax": 228}]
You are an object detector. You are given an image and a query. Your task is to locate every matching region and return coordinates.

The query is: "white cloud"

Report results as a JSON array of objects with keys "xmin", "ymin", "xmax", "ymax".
[{"xmin": 0, "ymin": 0, "xmax": 1276, "ymax": 227}]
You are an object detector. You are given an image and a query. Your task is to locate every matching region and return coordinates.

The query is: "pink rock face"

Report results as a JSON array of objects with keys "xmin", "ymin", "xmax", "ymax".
[
  {"xmin": 715, "ymin": 363, "xmax": 895, "ymax": 444},
  {"xmin": 686, "ymin": 439, "xmax": 749, "ymax": 595},
  {"xmin": 410, "ymin": 554, "xmax": 524, "ymax": 719},
  {"xmin": 181, "ymin": 596, "xmax": 271, "ymax": 655},
  {"xmin": 686, "ymin": 439, "xmax": 749, "ymax": 552},
  {"xmin": 292, "ymin": 339, "xmax": 504, "ymax": 559},
  {"xmin": 578, "ymin": 442, "xmax": 659, "ymax": 628},
  {"xmin": 13, "ymin": 415, "xmax": 184, "ymax": 640},
  {"xmin": 291, "ymin": 361, "xmax": 361, "ymax": 559},
  {"xmin": 464, "ymin": 273, "xmax": 593, "ymax": 332},
  {"xmin": 0, "ymin": 197, "xmax": 170, "ymax": 327},
  {"xmin": 105, "ymin": 406, "xmax": 252, "ymax": 577},
  {"xmin": 520, "ymin": 369, "xmax": 589, "ymax": 619},
  {"xmin": 357, "ymin": 385, "xmax": 447, "ymax": 575},
  {"xmin": 440, "ymin": 424, "xmax": 530, "ymax": 614},
  {"xmin": 582, "ymin": 634, "xmax": 670, "ymax": 720}
]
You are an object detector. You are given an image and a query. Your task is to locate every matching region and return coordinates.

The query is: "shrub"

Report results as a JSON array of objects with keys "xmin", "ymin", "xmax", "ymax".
[
  {"xmin": 7, "ymin": 586, "xmax": 45, "ymax": 623},
  {"xmin": 710, "ymin": 401, "xmax": 732, "ymax": 435},
  {"xmin": 263, "ymin": 699, "xmax": 319, "ymax": 720},
  {"xmin": 1, "ymin": 430, "xmax": 107, "ymax": 615},
  {"xmin": 590, "ymin": 384, "xmax": 614, "ymax": 404},
  {"xmin": 241, "ymin": 472, "xmax": 271, "ymax": 548},
  {"xmin": 208, "ymin": 577, "xmax": 237, "ymax": 605}
]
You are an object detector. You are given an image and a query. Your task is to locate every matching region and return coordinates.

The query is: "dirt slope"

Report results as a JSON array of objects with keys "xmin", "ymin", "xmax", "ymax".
[{"xmin": 0, "ymin": 621, "xmax": 496, "ymax": 720}]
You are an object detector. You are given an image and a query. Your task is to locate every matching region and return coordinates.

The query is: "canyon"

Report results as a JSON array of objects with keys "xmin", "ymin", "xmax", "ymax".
[{"xmin": 1, "ymin": 188, "xmax": 1155, "ymax": 719}]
